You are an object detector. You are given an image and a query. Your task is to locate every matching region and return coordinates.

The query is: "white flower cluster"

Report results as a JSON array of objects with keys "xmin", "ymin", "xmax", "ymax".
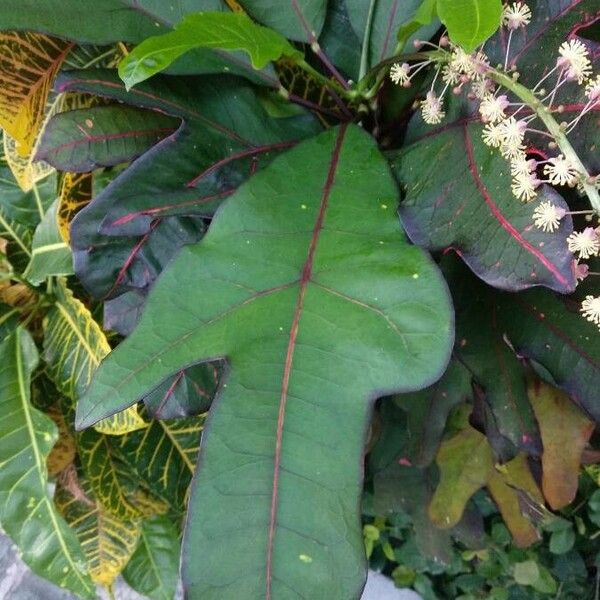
[{"xmin": 387, "ymin": 2, "xmax": 600, "ymax": 331}]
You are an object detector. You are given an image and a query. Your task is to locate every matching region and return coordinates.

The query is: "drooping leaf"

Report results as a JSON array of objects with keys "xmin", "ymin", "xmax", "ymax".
[
  {"xmin": 77, "ymin": 124, "xmax": 453, "ymax": 600},
  {"xmin": 448, "ymin": 260, "xmax": 540, "ymax": 454},
  {"xmin": 0, "ymin": 161, "xmax": 54, "ymax": 228},
  {"xmin": 122, "ymin": 515, "xmax": 180, "ymax": 600},
  {"xmin": 0, "ymin": 31, "xmax": 72, "ymax": 157},
  {"xmin": 55, "ymin": 469, "xmax": 141, "ymax": 588},
  {"xmin": 429, "ymin": 424, "xmax": 494, "ymax": 528},
  {"xmin": 3, "ymin": 131, "xmax": 54, "ymax": 192},
  {"xmin": 119, "ymin": 12, "xmax": 302, "ymax": 90},
  {"xmin": 57, "ymin": 172, "xmax": 93, "ymax": 243},
  {"xmin": 37, "ymin": 105, "xmax": 179, "ymax": 172},
  {"xmin": 43, "ymin": 281, "xmax": 147, "ymax": 435},
  {"xmin": 346, "ymin": 0, "xmax": 439, "ymax": 71},
  {"xmin": 486, "ymin": 453, "xmax": 543, "ymax": 548},
  {"xmin": 58, "ymin": 70, "xmax": 321, "ymax": 299},
  {"xmin": 394, "ymin": 359, "xmax": 472, "ymax": 466},
  {"xmin": 237, "ymin": 0, "xmax": 327, "ymax": 41},
  {"xmin": 443, "ymin": 254, "xmax": 600, "ymax": 426},
  {"xmin": 497, "ymin": 283, "xmax": 600, "ymax": 424},
  {"xmin": 46, "ymin": 404, "xmax": 77, "ymax": 476},
  {"xmin": 0, "ymin": 328, "xmax": 94, "ymax": 598},
  {"xmin": 23, "ymin": 200, "xmax": 73, "ymax": 285},
  {"xmin": 437, "ymin": 0, "xmax": 502, "ymax": 52},
  {"xmin": 0, "ymin": 0, "xmax": 213, "ymax": 45},
  {"xmin": 0, "ymin": 1, "xmax": 277, "ymax": 85},
  {"xmin": 374, "ymin": 463, "xmax": 455, "ymax": 565},
  {"xmin": 528, "ymin": 380, "xmax": 595, "ymax": 509}
]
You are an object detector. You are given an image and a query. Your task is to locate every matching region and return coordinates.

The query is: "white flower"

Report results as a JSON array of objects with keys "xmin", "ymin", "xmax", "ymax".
[
  {"xmin": 585, "ymin": 75, "xmax": 600, "ymax": 101},
  {"xmin": 503, "ymin": 2, "xmax": 532, "ymax": 29},
  {"xmin": 511, "ymin": 172, "xmax": 540, "ymax": 201},
  {"xmin": 532, "ymin": 201, "xmax": 566, "ymax": 232},
  {"xmin": 421, "ymin": 91, "xmax": 445, "ymax": 124},
  {"xmin": 557, "ymin": 39, "xmax": 592, "ymax": 83},
  {"xmin": 471, "ymin": 78, "xmax": 495, "ymax": 99},
  {"xmin": 581, "ymin": 295, "xmax": 600, "ymax": 329},
  {"xmin": 479, "ymin": 94, "xmax": 510, "ymax": 123},
  {"xmin": 511, "ymin": 155, "xmax": 537, "ymax": 177},
  {"xmin": 390, "ymin": 62, "xmax": 411, "ymax": 85},
  {"xmin": 482, "ymin": 123, "xmax": 504, "ymax": 147},
  {"xmin": 498, "ymin": 117, "xmax": 527, "ymax": 158},
  {"xmin": 442, "ymin": 64, "xmax": 461, "ymax": 85},
  {"xmin": 543, "ymin": 155, "xmax": 579, "ymax": 186},
  {"xmin": 470, "ymin": 51, "xmax": 490, "ymax": 80},
  {"xmin": 449, "ymin": 47, "xmax": 473, "ymax": 74},
  {"xmin": 567, "ymin": 227, "xmax": 600, "ymax": 259}
]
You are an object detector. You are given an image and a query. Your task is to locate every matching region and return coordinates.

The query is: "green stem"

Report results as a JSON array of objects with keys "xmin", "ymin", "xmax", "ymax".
[
  {"xmin": 297, "ymin": 59, "xmax": 359, "ymax": 100},
  {"xmin": 489, "ymin": 69, "xmax": 600, "ymax": 215},
  {"xmin": 359, "ymin": 50, "xmax": 440, "ymax": 99},
  {"xmin": 31, "ymin": 182, "xmax": 45, "ymax": 221},
  {"xmin": 359, "ymin": 0, "xmax": 377, "ymax": 82}
]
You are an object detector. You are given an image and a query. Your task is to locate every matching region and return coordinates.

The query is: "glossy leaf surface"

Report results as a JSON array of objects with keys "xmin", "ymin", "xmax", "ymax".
[
  {"xmin": 58, "ymin": 70, "xmax": 320, "ymax": 300},
  {"xmin": 37, "ymin": 106, "xmax": 178, "ymax": 172},
  {"xmin": 392, "ymin": 112, "xmax": 576, "ymax": 293},
  {"xmin": 55, "ymin": 470, "xmax": 141, "ymax": 588},
  {"xmin": 78, "ymin": 125, "xmax": 453, "ymax": 599},
  {"xmin": 122, "ymin": 515, "xmax": 181, "ymax": 600},
  {"xmin": 24, "ymin": 200, "xmax": 73, "ymax": 284},
  {"xmin": 0, "ymin": 329, "xmax": 94, "ymax": 598},
  {"xmin": 437, "ymin": 0, "xmax": 502, "ymax": 52},
  {"xmin": 119, "ymin": 13, "xmax": 301, "ymax": 89},
  {"xmin": 238, "ymin": 0, "xmax": 327, "ymax": 41},
  {"xmin": 0, "ymin": 31, "xmax": 72, "ymax": 157}
]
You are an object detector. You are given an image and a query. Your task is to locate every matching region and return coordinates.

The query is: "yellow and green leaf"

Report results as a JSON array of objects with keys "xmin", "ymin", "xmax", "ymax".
[
  {"xmin": 43, "ymin": 281, "xmax": 147, "ymax": 434},
  {"xmin": 47, "ymin": 404, "xmax": 77, "ymax": 477},
  {"xmin": 57, "ymin": 172, "xmax": 93, "ymax": 244},
  {"xmin": 0, "ymin": 328, "xmax": 94, "ymax": 598},
  {"xmin": 55, "ymin": 470, "xmax": 141, "ymax": 588},
  {"xmin": 0, "ymin": 31, "xmax": 73, "ymax": 157},
  {"xmin": 107, "ymin": 412, "xmax": 204, "ymax": 512}
]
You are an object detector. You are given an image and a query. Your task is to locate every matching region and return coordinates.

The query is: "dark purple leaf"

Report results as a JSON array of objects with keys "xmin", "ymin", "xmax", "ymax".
[
  {"xmin": 391, "ymin": 110, "xmax": 576, "ymax": 293},
  {"xmin": 57, "ymin": 70, "xmax": 321, "ymax": 299}
]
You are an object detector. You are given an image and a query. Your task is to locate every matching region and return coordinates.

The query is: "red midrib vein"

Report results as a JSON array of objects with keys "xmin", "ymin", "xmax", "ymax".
[
  {"xmin": 42, "ymin": 126, "xmax": 176, "ymax": 157},
  {"xmin": 462, "ymin": 125, "xmax": 569, "ymax": 288},
  {"xmin": 265, "ymin": 124, "xmax": 348, "ymax": 598},
  {"xmin": 57, "ymin": 78, "xmax": 252, "ymax": 145}
]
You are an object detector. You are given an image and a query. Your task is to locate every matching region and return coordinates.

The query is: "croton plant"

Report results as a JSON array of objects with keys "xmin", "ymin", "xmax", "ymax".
[{"xmin": 0, "ymin": 0, "xmax": 598, "ymax": 599}]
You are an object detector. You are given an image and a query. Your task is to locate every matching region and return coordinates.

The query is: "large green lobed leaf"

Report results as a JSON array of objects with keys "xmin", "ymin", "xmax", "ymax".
[{"xmin": 77, "ymin": 124, "xmax": 453, "ymax": 599}]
